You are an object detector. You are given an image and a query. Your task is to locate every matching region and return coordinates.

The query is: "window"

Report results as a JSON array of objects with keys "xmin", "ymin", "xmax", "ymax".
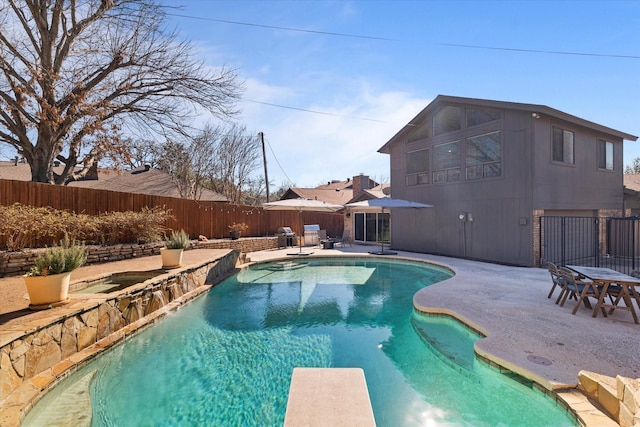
[
  {"xmin": 407, "ymin": 121, "xmax": 432, "ymax": 143},
  {"xmin": 552, "ymin": 127, "xmax": 574, "ymax": 164},
  {"xmin": 433, "ymin": 141, "xmax": 461, "ymax": 183},
  {"xmin": 433, "ymin": 106, "xmax": 461, "ymax": 136},
  {"xmin": 466, "ymin": 131, "xmax": 502, "ymax": 180},
  {"xmin": 466, "ymin": 108, "xmax": 501, "ymax": 127},
  {"xmin": 598, "ymin": 139, "xmax": 614, "ymax": 170},
  {"xmin": 405, "ymin": 148, "xmax": 429, "ymax": 186}
]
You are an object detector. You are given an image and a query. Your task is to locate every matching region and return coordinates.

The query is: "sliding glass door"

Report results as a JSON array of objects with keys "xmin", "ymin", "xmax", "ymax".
[{"xmin": 353, "ymin": 212, "xmax": 390, "ymax": 243}]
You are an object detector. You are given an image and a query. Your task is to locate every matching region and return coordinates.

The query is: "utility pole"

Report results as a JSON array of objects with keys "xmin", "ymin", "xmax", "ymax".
[{"xmin": 259, "ymin": 132, "xmax": 270, "ymax": 202}]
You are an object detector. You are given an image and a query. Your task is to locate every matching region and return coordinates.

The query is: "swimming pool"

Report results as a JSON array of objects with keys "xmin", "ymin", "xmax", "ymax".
[{"xmin": 23, "ymin": 257, "xmax": 576, "ymax": 426}]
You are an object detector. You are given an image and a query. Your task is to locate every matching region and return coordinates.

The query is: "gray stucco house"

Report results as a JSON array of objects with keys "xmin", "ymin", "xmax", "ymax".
[{"xmin": 379, "ymin": 95, "xmax": 638, "ymax": 266}]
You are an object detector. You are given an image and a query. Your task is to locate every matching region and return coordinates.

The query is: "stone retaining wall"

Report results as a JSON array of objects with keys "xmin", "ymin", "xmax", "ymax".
[
  {"xmin": 0, "ymin": 237, "xmax": 277, "ymax": 277},
  {"xmin": 0, "ymin": 250, "xmax": 240, "ymax": 414}
]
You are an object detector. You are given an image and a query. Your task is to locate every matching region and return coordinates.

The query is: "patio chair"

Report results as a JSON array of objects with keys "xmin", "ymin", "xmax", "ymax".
[
  {"xmin": 335, "ymin": 229, "xmax": 352, "ymax": 247},
  {"xmin": 546, "ymin": 262, "xmax": 565, "ymax": 301},
  {"xmin": 558, "ymin": 267, "xmax": 606, "ymax": 316},
  {"xmin": 317, "ymin": 230, "xmax": 327, "ymax": 247}
]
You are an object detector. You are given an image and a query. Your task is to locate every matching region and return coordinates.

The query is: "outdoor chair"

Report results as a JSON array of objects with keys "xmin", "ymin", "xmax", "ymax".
[
  {"xmin": 317, "ymin": 230, "xmax": 327, "ymax": 247},
  {"xmin": 558, "ymin": 267, "xmax": 606, "ymax": 316},
  {"xmin": 335, "ymin": 229, "xmax": 352, "ymax": 247},
  {"xmin": 546, "ymin": 262, "xmax": 565, "ymax": 301}
]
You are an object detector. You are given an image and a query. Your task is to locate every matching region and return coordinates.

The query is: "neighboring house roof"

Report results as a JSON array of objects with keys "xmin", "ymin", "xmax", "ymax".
[
  {"xmin": 280, "ymin": 176, "xmax": 387, "ymax": 206},
  {"xmin": 379, "ymin": 94, "xmax": 638, "ymax": 153},
  {"xmin": 624, "ymin": 174, "xmax": 640, "ymax": 195},
  {"xmin": 79, "ymin": 166, "xmax": 228, "ymax": 202},
  {"xmin": 315, "ymin": 179, "xmax": 354, "ymax": 191},
  {"xmin": 0, "ymin": 161, "xmax": 228, "ymax": 202},
  {"xmin": 281, "ymin": 187, "xmax": 354, "ymax": 206},
  {"xmin": 0, "ymin": 160, "xmax": 113, "ymax": 184}
]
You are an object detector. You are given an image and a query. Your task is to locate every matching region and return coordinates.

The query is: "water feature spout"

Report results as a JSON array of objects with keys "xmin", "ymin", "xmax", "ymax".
[{"xmin": 145, "ymin": 290, "xmax": 167, "ymax": 315}]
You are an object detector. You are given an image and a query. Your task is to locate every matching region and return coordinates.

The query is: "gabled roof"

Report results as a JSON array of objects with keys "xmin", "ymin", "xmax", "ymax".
[
  {"xmin": 379, "ymin": 95, "xmax": 638, "ymax": 154},
  {"xmin": 0, "ymin": 161, "xmax": 228, "ymax": 202},
  {"xmin": 281, "ymin": 187, "xmax": 354, "ymax": 206}
]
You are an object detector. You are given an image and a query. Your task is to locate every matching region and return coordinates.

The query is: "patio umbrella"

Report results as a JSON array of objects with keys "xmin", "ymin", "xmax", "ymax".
[
  {"xmin": 262, "ymin": 198, "xmax": 344, "ymax": 255},
  {"xmin": 345, "ymin": 197, "xmax": 433, "ymax": 255}
]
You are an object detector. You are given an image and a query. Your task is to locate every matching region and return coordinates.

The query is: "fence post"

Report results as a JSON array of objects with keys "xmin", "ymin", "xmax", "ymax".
[{"xmin": 594, "ymin": 217, "xmax": 600, "ymax": 268}]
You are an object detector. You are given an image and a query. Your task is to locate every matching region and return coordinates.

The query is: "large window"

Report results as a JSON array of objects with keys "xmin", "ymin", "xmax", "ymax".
[
  {"xmin": 552, "ymin": 127, "xmax": 575, "ymax": 164},
  {"xmin": 466, "ymin": 108, "xmax": 501, "ymax": 127},
  {"xmin": 466, "ymin": 131, "xmax": 501, "ymax": 180},
  {"xmin": 433, "ymin": 106, "xmax": 461, "ymax": 136},
  {"xmin": 433, "ymin": 141, "xmax": 461, "ymax": 183},
  {"xmin": 598, "ymin": 139, "xmax": 614, "ymax": 170},
  {"xmin": 406, "ymin": 148, "xmax": 429, "ymax": 186}
]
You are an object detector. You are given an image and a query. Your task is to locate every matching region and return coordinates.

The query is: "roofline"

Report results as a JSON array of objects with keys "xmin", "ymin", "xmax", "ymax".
[{"xmin": 379, "ymin": 95, "xmax": 638, "ymax": 154}]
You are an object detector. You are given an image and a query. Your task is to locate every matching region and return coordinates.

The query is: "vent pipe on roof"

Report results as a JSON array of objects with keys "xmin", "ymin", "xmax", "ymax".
[
  {"xmin": 13, "ymin": 156, "xmax": 18, "ymax": 166},
  {"xmin": 144, "ymin": 164, "xmax": 150, "ymax": 171}
]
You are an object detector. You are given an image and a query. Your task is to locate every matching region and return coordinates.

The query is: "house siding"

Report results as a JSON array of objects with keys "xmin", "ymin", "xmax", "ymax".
[{"xmin": 383, "ymin": 96, "xmax": 634, "ymax": 267}]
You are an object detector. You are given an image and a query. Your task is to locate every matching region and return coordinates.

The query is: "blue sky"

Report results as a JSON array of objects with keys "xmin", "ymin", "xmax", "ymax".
[{"xmin": 157, "ymin": 1, "xmax": 637, "ymax": 188}]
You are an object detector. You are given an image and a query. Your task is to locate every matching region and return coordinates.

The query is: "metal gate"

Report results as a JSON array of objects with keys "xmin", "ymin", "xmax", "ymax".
[{"xmin": 539, "ymin": 216, "xmax": 640, "ymax": 275}]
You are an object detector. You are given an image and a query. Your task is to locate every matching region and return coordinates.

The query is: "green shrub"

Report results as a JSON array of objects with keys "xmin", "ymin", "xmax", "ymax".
[
  {"xmin": 165, "ymin": 229, "xmax": 190, "ymax": 249},
  {"xmin": 27, "ymin": 236, "xmax": 87, "ymax": 276}
]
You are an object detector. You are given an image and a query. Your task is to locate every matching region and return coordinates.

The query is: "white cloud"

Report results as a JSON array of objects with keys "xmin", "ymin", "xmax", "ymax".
[{"xmin": 239, "ymin": 79, "xmax": 429, "ymax": 188}]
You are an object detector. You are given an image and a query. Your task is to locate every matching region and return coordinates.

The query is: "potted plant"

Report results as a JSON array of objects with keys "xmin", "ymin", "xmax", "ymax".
[
  {"xmin": 228, "ymin": 222, "xmax": 248, "ymax": 240},
  {"xmin": 24, "ymin": 236, "xmax": 87, "ymax": 309},
  {"xmin": 161, "ymin": 229, "xmax": 190, "ymax": 268}
]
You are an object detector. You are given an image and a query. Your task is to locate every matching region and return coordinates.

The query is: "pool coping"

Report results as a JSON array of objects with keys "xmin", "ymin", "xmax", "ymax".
[
  {"xmin": 1, "ymin": 248, "xmax": 624, "ymax": 426},
  {"xmin": 0, "ymin": 249, "xmax": 240, "ymax": 427}
]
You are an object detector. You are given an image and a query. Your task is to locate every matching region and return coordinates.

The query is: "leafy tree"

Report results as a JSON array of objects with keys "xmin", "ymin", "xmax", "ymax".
[
  {"xmin": 0, "ymin": 0, "xmax": 242, "ymax": 184},
  {"xmin": 625, "ymin": 158, "xmax": 640, "ymax": 174}
]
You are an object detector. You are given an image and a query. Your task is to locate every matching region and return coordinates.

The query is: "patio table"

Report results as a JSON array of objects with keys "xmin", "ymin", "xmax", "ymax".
[{"xmin": 566, "ymin": 265, "xmax": 640, "ymax": 324}]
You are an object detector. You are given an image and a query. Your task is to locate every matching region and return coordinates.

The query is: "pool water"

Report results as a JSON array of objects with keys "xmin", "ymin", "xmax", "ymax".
[
  {"xmin": 23, "ymin": 258, "xmax": 576, "ymax": 426},
  {"xmin": 71, "ymin": 270, "xmax": 166, "ymax": 294}
]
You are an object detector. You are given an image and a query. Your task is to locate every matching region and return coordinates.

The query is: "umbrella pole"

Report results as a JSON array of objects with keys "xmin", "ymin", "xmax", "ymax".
[
  {"xmin": 298, "ymin": 208, "xmax": 303, "ymax": 254},
  {"xmin": 380, "ymin": 207, "xmax": 385, "ymax": 253}
]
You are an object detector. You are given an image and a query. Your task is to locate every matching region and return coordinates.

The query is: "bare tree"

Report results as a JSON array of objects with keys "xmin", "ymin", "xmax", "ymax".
[
  {"xmin": 151, "ymin": 123, "xmax": 261, "ymax": 203},
  {"xmin": 625, "ymin": 158, "xmax": 640, "ymax": 174},
  {"xmin": 208, "ymin": 124, "xmax": 261, "ymax": 204},
  {"xmin": 0, "ymin": 0, "xmax": 242, "ymax": 184}
]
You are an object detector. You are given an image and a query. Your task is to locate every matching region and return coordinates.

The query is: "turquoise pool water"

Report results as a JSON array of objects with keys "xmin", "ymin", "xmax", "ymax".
[{"xmin": 24, "ymin": 258, "xmax": 576, "ymax": 426}]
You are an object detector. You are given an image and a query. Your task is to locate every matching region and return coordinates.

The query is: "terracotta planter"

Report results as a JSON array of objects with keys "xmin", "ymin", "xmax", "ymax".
[
  {"xmin": 229, "ymin": 230, "xmax": 241, "ymax": 240},
  {"xmin": 23, "ymin": 272, "xmax": 72, "ymax": 309},
  {"xmin": 161, "ymin": 248, "xmax": 184, "ymax": 268}
]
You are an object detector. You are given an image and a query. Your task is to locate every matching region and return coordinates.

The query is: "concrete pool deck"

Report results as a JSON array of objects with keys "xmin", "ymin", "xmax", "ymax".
[{"xmin": 1, "ymin": 244, "xmax": 636, "ymax": 426}]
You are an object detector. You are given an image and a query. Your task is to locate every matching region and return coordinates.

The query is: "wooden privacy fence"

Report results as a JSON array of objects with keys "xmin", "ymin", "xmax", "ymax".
[{"xmin": 0, "ymin": 180, "xmax": 344, "ymax": 244}]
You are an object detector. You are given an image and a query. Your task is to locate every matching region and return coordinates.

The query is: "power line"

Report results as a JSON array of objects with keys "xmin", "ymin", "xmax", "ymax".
[
  {"xmin": 167, "ymin": 12, "xmax": 639, "ymax": 60},
  {"xmin": 243, "ymin": 99, "xmax": 387, "ymax": 123},
  {"xmin": 166, "ymin": 13, "xmax": 394, "ymax": 41},
  {"xmin": 263, "ymin": 135, "xmax": 294, "ymax": 187},
  {"xmin": 438, "ymin": 43, "xmax": 640, "ymax": 60}
]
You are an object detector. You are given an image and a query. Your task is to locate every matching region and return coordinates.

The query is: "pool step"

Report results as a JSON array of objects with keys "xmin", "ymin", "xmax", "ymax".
[{"xmin": 284, "ymin": 368, "xmax": 376, "ymax": 427}]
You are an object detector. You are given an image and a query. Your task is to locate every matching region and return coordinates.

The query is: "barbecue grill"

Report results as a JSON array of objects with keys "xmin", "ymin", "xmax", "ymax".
[
  {"xmin": 277, "ymin": 226, "xmax": 295, "ymax": 247},
  {"xmin": 303, "ymin": 224, "xmax": 320, "ymax": 246}
]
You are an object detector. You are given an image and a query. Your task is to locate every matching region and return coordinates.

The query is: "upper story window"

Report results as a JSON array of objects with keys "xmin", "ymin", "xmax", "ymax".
[
  {"xmin": 466, "ymin": 131, "xmax": 501, "ymax": 180},
  {"xmin": 466, "ymin": 108, "xmax": 501, "ymax": 127},
  {"xmin": 433, "ymin": 106, "xmax": 461, "ymax": 136},
  {"xmin": 407, "ymin": 121, "xmax": 431, "ymax": 144},
  {"xmin": 552, "ymin": 126, "xmax": 574, "ymax": 164},
  {"xmin": 433, "ymin": 141, "xmax": 461, "ymax": 183},
  {"xmin": 406, "ymin": 148, "xmax": 430, "ymax": 186},
  {"xmin": 598, "ymin": 139, "xmax": 614, "ymax": 170}
]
